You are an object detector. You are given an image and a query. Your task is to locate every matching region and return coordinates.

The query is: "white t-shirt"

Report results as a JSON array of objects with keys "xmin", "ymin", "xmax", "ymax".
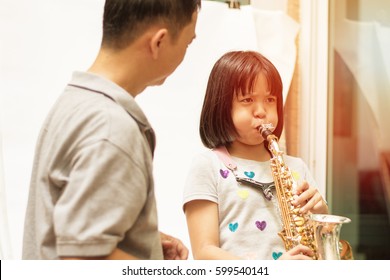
[{"xmin": 183, "ymin": 148, "xmax": 319, "ymax": 260}]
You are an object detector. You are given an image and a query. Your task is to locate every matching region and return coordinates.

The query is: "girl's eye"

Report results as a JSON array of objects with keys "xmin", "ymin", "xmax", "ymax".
[
  {"xmin": 241, "ymin": 97, "xmax": 253, "ymax": 103},
  {"xmin": 266, "ymin": 96, "xmax": 277, "ymax": 103}
]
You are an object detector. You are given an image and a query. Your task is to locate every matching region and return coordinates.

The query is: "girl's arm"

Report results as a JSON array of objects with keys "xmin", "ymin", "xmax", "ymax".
[{"xmin": 184, "ymin": 200, "xmax": 241, "ymax": 260}]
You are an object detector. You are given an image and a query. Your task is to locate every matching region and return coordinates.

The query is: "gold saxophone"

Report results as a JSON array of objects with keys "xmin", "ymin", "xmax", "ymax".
[{"xmin": 259, "ymin": 124, "xmax": 353, "ymax": 260}]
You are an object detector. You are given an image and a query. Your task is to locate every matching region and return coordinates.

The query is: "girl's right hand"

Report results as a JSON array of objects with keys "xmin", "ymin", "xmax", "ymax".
[{"xmin": 278, "ymin": 244, "xmax": 314, "ymax": 260}]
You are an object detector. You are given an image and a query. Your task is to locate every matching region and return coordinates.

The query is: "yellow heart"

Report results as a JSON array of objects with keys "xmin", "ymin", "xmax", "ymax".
[
  {"xmin": 237, "ymin": 189, "xmax": 249, "ymax": 199},
  {"xmin": 292, "ymin": 171, "xmax": 300, "ymax": 181}
]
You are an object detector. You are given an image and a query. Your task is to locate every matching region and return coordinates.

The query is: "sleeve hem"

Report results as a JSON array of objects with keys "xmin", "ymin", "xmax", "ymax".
[
  {"xmin": 182, "ymin": 193, "xmax": 218, "ymax": 211},
  {"xmin": 57, "ymin": 238, "xmax": 117, "ymax": 257}
]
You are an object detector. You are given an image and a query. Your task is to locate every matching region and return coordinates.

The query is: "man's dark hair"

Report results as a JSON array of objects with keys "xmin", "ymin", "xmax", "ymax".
[{"xmin": 102, "ymin": 0, "xmax": 201, "ymax": 49}]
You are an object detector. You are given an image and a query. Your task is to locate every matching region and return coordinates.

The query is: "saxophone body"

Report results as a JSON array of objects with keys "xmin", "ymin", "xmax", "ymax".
[{"xmin": 260, "ymin": 124, "xmax": 352, "ymax": 260}]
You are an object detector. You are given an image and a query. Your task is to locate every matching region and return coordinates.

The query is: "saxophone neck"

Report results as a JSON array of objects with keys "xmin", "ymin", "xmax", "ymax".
[
  {"xmin": 259, "ymin": 125, "xmax": 279, "ymax": 154},
  {"xmin": 259, "ymin": 124, "xmax": 278, "ymax": 141}
]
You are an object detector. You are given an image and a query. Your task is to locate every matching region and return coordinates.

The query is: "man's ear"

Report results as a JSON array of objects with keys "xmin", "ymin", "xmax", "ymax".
[{"xmin": 150, "ymin": 29, "xmax": 168, "ymax": 59}]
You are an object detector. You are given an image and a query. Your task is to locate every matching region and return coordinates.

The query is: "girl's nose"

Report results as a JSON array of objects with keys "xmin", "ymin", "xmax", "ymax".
[{"xmin": 254, "ymin": 103, "xmax": 266, "ymax": 119}]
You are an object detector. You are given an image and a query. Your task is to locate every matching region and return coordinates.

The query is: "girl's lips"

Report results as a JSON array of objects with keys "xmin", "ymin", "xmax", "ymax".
[
  {"xmin": 261, "ymin": 123, "xmax": 274, "ymax": 130},
  {"xmin": 255, "ymin": 123, "xmax": 274, "ymax": 132}
]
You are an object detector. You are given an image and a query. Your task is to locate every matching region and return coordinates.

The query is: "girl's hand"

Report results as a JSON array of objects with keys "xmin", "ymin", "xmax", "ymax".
[
  {"xmin": 278, "ymin": 244, "xmax": 314, "ymax": 260},
  {"xmin": 292, "ymin": 181, "xmax": 329, "ymax": 214}
]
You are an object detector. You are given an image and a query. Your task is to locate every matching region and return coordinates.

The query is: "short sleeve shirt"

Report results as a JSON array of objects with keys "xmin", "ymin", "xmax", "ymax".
[
  {"xmin": 183, "ymin": 149, "xmax": 319, "ymax": 260},
  {"xmin": 22, "ymin": 71, "xmax": 163, "ymax": 259}
]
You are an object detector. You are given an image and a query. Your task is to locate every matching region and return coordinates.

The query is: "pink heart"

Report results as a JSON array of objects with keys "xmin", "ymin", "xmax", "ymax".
[
  {"xmin": 220, "ymin": 169, "xmax": 229, "ymax": 179},
  {"xmin": 255, "ymin": 220, "xmax": 266, "ymax": 231}
]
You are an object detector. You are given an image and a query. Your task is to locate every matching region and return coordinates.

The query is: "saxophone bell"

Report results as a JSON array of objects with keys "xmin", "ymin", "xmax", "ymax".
[{"xmin": 310, "ymin": 214, "xmax": 351, "ymax": 260}]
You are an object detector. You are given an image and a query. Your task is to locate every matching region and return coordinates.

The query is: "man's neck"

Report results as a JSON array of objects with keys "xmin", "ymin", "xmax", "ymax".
[{"xmin": 88, "ymin": 47, "xmax": 147, "ymax": 97}]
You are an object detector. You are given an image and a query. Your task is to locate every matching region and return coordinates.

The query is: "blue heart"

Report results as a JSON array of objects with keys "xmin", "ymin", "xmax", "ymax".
[
  {"xmin": 244, "ymin": 171, "xmax": 255, "ymax": 178},
  {"xmin": 272, "ymin": 252, "xmax": 283, "ymax": 260},
  {"xmin": 229, "ymin": 222, "xmax": 238, "ymax": 232}
]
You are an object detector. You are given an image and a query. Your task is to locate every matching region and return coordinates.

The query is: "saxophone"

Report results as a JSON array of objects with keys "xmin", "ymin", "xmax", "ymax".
[{"xmin": 259, "ymin": 124, "xmax": 352, "ymax": 260}]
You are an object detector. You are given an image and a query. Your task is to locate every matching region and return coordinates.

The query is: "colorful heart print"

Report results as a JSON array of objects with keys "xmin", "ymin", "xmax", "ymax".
[
  {"xmin": 255, "ymin": 220, "xmax": 267, "ymax": 231},
  {"xmin": 244, "ymin": 171, "xmax": 255, "ymax": 178},
  {"xmin": 220, "ymin": 169, "xmax": 229, "ymax": 179},
  {"xmin": 237, "ymin": 189, "xmax": 249, "ymax": 199},
  {"xmin": 229, "ymin": 222, "xmax": 238, "ymax": 232},
  {"xmin": 292, "ymin": 171, "xmax": 300, "ymax": 181},
  {"xmin": 272, "ymin": 252, "xmax": 283, "ymax": 260}
]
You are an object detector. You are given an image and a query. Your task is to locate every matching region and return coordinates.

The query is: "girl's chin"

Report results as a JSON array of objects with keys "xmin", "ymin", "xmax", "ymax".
[{"xmin": 233, "ymin": 140, "xmax": 265, "ymax": 147}]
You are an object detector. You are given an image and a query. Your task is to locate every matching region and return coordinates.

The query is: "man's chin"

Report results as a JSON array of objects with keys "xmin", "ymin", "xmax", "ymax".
[{"xmin": 151, "ymin": 78, "xmax": 167, "ymax": 87}]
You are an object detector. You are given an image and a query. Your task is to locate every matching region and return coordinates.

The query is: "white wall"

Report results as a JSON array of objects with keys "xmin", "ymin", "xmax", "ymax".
[{"xmin": 0, "ymin": 0, "xmax": 300, "ymax": 259}]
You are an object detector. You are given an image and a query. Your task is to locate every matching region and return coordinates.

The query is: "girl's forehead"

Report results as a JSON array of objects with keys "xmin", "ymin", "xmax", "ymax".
[
  {"xmin": 235, "ymin": 89, "xmax": 273, "ymax": 98},
  {"xmin": 235, "ymin": 81, "xmax": 271, "ymax": 96}
]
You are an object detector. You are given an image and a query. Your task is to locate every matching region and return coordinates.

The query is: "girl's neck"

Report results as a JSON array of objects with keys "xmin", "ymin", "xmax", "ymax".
[{"xmin": 227, "ymin": 142, "xmax": 270, "ymax": 162}]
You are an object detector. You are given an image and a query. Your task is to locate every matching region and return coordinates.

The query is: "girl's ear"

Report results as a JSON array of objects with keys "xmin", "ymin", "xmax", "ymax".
[{"xmin": 150, "ymin": 28, "xmax": 168, "ymax": 59}]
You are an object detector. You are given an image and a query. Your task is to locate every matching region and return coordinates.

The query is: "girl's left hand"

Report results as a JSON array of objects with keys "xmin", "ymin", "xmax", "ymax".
[{"xmin": 292, "ymin": 181, "xmax": 329, "ymax": 214}]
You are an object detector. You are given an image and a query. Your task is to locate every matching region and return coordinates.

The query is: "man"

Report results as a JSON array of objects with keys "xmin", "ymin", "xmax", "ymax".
[{"xmin": 22, "ymin": 0, "xmax": 201, "ymax": 260}]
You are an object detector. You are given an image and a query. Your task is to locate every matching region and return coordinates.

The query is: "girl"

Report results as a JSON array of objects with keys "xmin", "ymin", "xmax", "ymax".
[{"xmin": 183, "ymin": 51, "xmax": 328, "ymax": 260}]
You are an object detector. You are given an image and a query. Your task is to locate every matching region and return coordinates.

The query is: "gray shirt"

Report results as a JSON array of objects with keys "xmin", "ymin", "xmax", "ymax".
[{"xmin": 23, "ymin": 71, "xmax": 163, "ymax": 259}]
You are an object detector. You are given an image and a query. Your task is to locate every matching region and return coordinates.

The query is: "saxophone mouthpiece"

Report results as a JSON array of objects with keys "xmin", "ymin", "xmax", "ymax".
[{"xmin": 259, "ymin": 123, "xmax": 274, "ymax": 139}]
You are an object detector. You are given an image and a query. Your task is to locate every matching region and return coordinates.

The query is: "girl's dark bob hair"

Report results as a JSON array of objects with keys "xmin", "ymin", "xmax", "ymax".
[{"xmin": 199, "ymin": 50, "xmax": 284, "ymax": 150}]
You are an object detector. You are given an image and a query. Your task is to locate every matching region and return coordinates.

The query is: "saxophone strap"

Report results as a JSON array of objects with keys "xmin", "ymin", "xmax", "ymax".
[{"xmin": 213, "ymin": 146, "xmax": 275, "ymax": 200}]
